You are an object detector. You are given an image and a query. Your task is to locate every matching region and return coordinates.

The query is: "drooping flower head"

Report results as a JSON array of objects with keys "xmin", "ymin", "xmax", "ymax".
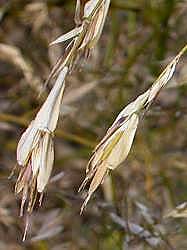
[
  {"xmin": 47, "ymin": 0, "xmax": 110, "ymax": 82},
  {"xmin": 79, "ymin": 45, "xmax": 187, "ymax": 213},
  {"xmin": 79, "ymin": 104, "xmax": 141, "ymax": 213},
  {"xmin": 15, "ymin": 67, "xmax": 68, "ymax": 226}
]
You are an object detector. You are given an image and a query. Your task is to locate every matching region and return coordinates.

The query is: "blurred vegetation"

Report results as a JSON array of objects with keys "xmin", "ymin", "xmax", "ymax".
[{"xmin": 0, "ymin": 0, "xmax": 187, "ymax": 249}]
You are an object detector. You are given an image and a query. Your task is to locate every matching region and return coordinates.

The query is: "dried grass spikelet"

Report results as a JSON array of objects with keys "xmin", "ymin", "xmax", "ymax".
[
  {"xmin": 15, "ymin": 67, "xmax": 68, "ymax": 235},
  {"xmin": 79, "ymin": 44, "xmax": 187, "ymax": 213},
  {"xmin": 79, "ymin": 113, "xmax": 139, "ymax": 213},
  {"xmin": 48, "ymin": 0, "xmax": 110, "ymax": 83}
]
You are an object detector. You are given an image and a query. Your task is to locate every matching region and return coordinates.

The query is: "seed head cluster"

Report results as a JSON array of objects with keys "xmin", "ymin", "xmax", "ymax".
[{"xmin": 12, "ymin": 0, "xmax": 187, "ymax": 240}]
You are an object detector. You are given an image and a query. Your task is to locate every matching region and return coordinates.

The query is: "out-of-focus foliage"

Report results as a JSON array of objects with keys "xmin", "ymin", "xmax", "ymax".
[{"xmin": 0, "ymin": 0, "xmax": 187, "ymax": 249}]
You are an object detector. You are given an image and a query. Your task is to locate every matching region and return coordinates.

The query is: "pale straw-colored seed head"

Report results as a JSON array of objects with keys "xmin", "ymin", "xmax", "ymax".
[
  {"xmin": 51, "ymin": 0, "xmax": 110, "ymax": 49},
  {"xmin": 80, "ymin": 44, "xmax": 187, "ymax": 213},
  {"xmin": 15, "ymin": 66, "xmax": 68, "ymax": 232},
  {"xmin": 17, "ymin": 66, "xmax": 68, "ymax": 166},
  {"xmin": 48, "ymin": 0, "xmax": 110, "ymax": 81},
  {"xmin": 37, "ymin": 133, "xmax": 54, "ymax": 193},
  {"xmin": 80, "ymin": 113, "xmax": 139, "ymax": 213},
  {"xmin": 14, "ymin": 0, "xmax": 112, "ymax": 240}
]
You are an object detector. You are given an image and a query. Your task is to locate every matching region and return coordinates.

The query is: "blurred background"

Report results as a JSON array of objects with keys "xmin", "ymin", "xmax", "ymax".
[{"xmin": 0, "ymin": 0, "xmax": 187, "ymax": 249}]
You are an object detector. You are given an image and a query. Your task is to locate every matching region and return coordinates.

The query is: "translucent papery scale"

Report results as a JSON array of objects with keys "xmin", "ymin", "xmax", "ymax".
[
  {"xmin": 75, "ymin": 0, "xmax": 91, "ymax": 25},
  {"xmin": 89, "ymin": 0, "xmax": 110, "ymax": 48},
  {"xmin": 50, "ymin": 0, "xmax": 110, "ymax": 54},
  {"xmin": 105, "ymin": 114, "xmax": 139, "ymax": 169},
  {"xmin": 80, "ymin": 114, "xmax": 139, "ymax": 212},
  {"xmin": 17, "ymin": 66, "xmax": 67, "ymax": 176},
  {"xmin": 15, "ymin": 65, "xmax": 68, "ymax": 237},
  {"xmin": 114, "ymin": 90, "xmax": 150, "ymax": 123},
  {"xmin": 17, "ymin": 122, "xmax": 41, "ymax": 167},
  {"xmin": 147, "ymin": 55, "xmax": 180, "ymax": 103},
  {"xmin": 34, "ymin": 66, "xmax": 68, "ymax": 132},
  {"xmin": 78, "ymin": 4, "xmax": 101, "ymax": 50},
  {"xmin": 50, "ymin": 26, "xmax": 83, "ymax": 46},
  {"xmin": 93, "ymin": 114, "xmax": 139, "ymax": 169},
  {"xmin": 31, "ymin": 139, "xmax": 42, "ymax": 177},
  {"xmin": 83, "ymin": 0, "xmax": 101, "ymax": 18},
  {"xmin": 15, "ymin": 162, "xmax": 32, "ymax": 195},
  {"xmin": 14, "ymin": 159, "xmax": 37, "ymax": 217},
  {"xmin": 89, "ymin": 4, "xmax": 105, "ymax": 47},
  {"xmin": 27, "ymin": 132, "xmax": 54, "ymax": 195},
  {"xmin": 79, "ymin": 0, "xmax": 110, "ymax": 50},
  {"xmin": 37, "ymin": 133, "xmax": 54, "ymax": 193},
  {"xmin": 88, "ymin": 114, "xmax": 137, "ymax": 173},
  {"xmin": 16, "ymin": 131, "xmax": 54, "ymax": 220},
  {"xmin": 49, "ymin": 0, "xmax": 110, "ymax": 82},
  {"xmin": 112, "ymin": 53, "xmax": 184, "ymax": 123},
  {"xmin": 79, "ymin": 20, "xmax": 96, "ymax": 50}
]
